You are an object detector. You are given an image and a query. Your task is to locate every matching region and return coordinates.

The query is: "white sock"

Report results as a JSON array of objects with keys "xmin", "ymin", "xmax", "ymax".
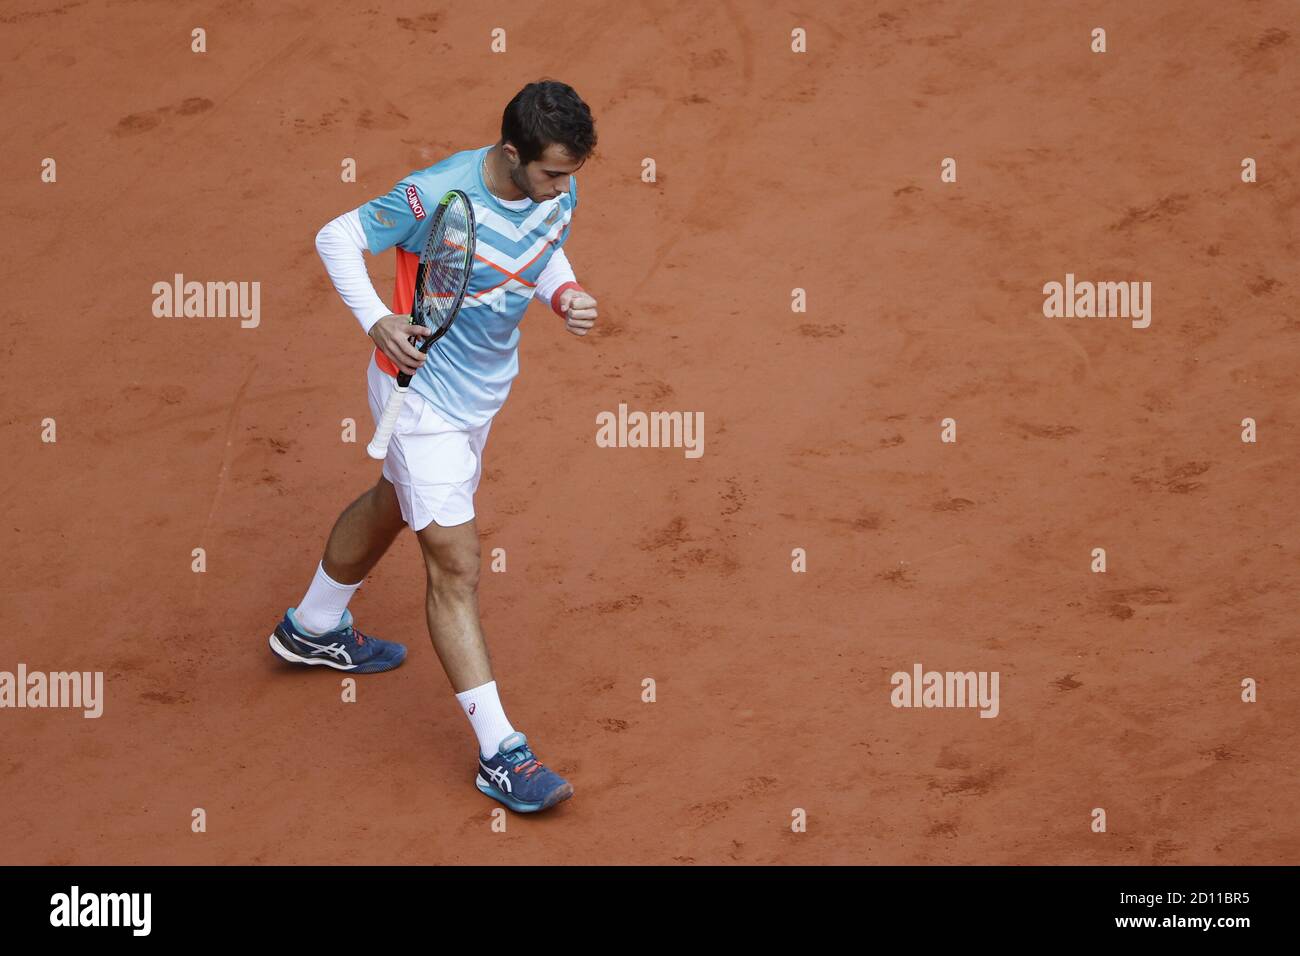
[
  {"xmin": 295, "ymin": 561, "xmax": 361, "ymax": 635},
  {"xmin": 455, "ymin": 681, "xmax": 515, "ymax": 759}
]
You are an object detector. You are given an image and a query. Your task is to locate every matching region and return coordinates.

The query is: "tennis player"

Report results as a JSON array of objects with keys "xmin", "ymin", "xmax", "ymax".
[{"xmin": 268, "ymin": 80, "xmax": 598, "ymax": 814}]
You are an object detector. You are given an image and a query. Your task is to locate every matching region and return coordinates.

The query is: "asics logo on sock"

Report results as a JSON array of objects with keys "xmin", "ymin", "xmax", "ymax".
[
  {"xmin": 293, "ymin": 635, "xmax": 353, "ymax": 664},
  {"xmin": 481, "ymin": 762, "xmax": 511, "ymax": 792},
  {"xmin": 468, "ymin": 703, "xmax": 476, "ymax": 715}
]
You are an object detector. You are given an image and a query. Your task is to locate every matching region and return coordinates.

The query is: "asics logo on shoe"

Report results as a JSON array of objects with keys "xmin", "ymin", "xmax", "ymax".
[
  {"xmin": 468, "ymin": 703, "xmax": 476, "ymax": 715},
  {"xmin": 293, "ymin": 635, "xmax": 353, "ymax": 665},
  {"xmin": 481, "ymin": 762, "xmax": 511, "ymax": 792}
]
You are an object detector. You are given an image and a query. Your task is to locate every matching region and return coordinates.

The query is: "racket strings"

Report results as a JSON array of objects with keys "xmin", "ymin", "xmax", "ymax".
[{"xmin": 419, "ymin": 202, "xmax": 473, "ymax": 331}]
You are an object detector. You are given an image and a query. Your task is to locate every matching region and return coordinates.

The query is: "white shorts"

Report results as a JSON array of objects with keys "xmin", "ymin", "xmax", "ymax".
[{"xmin": 366, "ymin": 355, "xmax": 492, "ymax": 531}]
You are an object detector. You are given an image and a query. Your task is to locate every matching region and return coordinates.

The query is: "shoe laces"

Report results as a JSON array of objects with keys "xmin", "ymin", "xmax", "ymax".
[
  {"xmin": 335, "ymin": 623, "xmax": 366, "ymax": 646},
  {"xmin": 512, "ymin": 752, "xmax": 544, "ymax": 779}
]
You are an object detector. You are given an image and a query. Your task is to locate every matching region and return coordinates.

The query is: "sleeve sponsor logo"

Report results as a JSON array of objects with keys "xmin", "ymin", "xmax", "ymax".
[{"xmin": 405, "ymin": 185, "xmax": 427, "ymax": 220}]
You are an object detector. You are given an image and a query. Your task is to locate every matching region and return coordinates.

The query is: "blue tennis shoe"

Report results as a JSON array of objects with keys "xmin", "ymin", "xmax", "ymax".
[
  {"xmin": 476, "ymin": 732, "xmax": 574, "ymax": 813},
  {"xmin": 268, "ymin": 607, "xmax": 406, "ymax": 674}
]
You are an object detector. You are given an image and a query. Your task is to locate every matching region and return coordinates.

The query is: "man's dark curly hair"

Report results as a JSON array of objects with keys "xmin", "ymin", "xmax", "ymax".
[{"xmin": 501, "ymin": 80, "xmax": 597, "ymax": 165}]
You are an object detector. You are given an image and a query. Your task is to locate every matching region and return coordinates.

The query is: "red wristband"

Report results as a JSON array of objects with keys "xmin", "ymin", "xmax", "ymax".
[{"xmin": 550, "ymin": 281, "xmax": 584, "ymax": 316}]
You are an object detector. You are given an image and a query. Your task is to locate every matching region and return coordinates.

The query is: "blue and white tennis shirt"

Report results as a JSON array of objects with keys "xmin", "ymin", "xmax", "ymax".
[{"xmin": 359, "ymin": 145, "xmax": 578, "ymax": 428}]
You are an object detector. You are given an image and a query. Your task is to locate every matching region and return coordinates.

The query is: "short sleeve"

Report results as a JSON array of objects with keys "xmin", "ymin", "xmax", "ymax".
[{"xmin": 357, "ymin": 180, "xmax": 431, "ymax": 255}]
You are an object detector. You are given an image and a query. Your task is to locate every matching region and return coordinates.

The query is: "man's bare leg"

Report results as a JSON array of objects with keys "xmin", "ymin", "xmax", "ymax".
[
  {"xmin": 274, "ymin": 475, "xmax": 408, "ymax": 668},
  {"xmin": 417, "ymin": 514, "xmax": 573, "ymax": 808},
  {"xmin": 320, "ymin": 475, "xmax": 407, "ymax": 584},
  {"xmin": 415, "ymin": 516, "xmax": 492, "ymax": 692}
]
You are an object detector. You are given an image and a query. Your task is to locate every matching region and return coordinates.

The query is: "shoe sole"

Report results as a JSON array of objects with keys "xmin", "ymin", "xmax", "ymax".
[
  {"xmin": 268, "ymin": 630, "xmax": 403, "ymax": 674},
  {"xmin": 476, "ymin": 774, "xmax": 574, "ymax": 813}
]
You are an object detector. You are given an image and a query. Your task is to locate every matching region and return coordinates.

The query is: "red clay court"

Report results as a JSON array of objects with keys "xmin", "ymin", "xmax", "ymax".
[{"xmin": 2, "ymin": 1, "xmax": 1297, "ymax": 865}]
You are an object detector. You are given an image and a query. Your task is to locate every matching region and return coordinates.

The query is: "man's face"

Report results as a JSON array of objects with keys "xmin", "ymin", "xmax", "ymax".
[{"xmin": 506, "ymin": 142, "xmax": 586, "ymax": 201}]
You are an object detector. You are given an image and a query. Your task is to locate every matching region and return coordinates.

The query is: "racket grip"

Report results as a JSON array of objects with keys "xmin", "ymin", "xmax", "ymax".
[{"xmin": 367, "ymin": 382, "xmax": 409, "ymax": 459}]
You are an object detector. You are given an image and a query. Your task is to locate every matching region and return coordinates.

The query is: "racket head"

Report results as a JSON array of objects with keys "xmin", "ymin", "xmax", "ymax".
[{"xmin": 410, "ymin": 189, "xmax": 476, "ymax": 350}]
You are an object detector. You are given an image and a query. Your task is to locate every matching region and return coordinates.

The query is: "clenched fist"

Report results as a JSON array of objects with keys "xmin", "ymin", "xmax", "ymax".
[{"xmin": 557, "ymin": 288, "xmax": 598, "ymax": 337}]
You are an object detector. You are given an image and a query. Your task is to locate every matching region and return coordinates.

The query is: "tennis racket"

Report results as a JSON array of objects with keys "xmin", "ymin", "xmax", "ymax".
[{"xmin": 366, "ymin": 189, "xmax": 476, "ymax": 459}]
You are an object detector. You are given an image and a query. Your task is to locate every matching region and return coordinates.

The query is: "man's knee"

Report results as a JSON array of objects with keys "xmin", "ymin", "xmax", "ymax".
[
  {"xmin": 418, "ymin": 526, "xmax": 480, "ymax": 593},
  {"xmin": 427, "ymin": 553, "xmax": 481, "ymax": 595}
]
